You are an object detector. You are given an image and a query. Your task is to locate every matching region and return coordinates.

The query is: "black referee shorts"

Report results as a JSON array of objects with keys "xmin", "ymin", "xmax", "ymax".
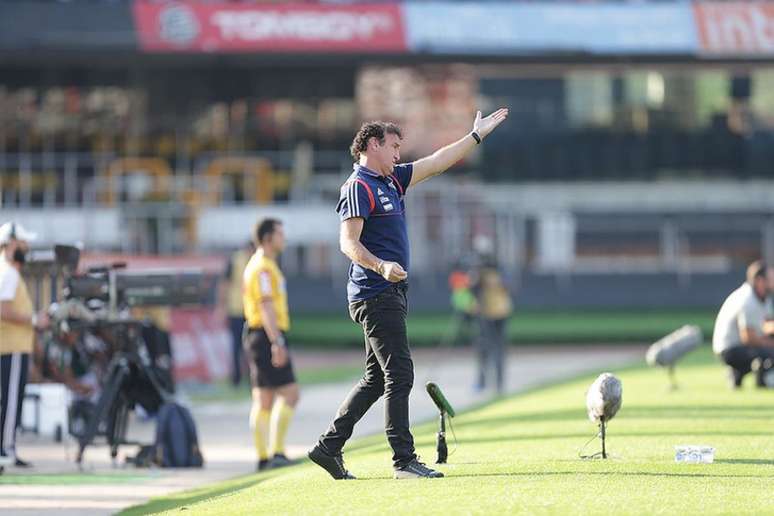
[{"xmin": 243, "ymin": 327, "xmax": 296, "ymax": 389}]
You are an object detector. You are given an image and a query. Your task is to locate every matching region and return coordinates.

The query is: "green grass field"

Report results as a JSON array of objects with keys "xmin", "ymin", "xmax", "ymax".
[
  {"xmin": 124, "ymin": 349, "xmax": 774, "ymax": 515},
  {"xmin": 288, "ymin": 309, "xmax": 716, "ymax": 347}
]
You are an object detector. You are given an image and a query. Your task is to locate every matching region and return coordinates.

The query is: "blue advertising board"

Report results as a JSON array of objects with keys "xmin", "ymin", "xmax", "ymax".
[{"xmin": 404, "ymin": 2, "xmax": 698, "ymax": 55}]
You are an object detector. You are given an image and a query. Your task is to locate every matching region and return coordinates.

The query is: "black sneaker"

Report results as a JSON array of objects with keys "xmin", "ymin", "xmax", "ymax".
[
  {"xmin": 728, "ymin": 367, "xmax": 744, "ymax": 389},
  {"xmin": 754, "ymin": 358, "xmax": 774, "ymax": 388},
  {"xmin": 308, "ymin": 445, "xmax": 355, "ymax": 480},
  {"xmin": 257, "ymin": 459, "xmax": 272, "ymax": 472},
  {"xmin": 14, "ymin": 457, "xmax": 32, "ymax": 468},
  {"xmin": 394, "ymin": 459, "xmax": 444, "ymax": 479},
  {"xmin": 270, "ymin": 453, "xmax": 294, "ymax": 468}
]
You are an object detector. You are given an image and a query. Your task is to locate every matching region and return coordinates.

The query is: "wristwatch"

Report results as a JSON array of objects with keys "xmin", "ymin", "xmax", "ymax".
[{"xmin": 470, "ymin": 131, "xmax": 482, "ymax": 145}]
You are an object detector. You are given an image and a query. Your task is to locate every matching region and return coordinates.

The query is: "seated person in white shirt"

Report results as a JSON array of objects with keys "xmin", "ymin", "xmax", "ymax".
[{"xmin": 712, "ymin": 261, "xmax": 774, "ymax": 388}]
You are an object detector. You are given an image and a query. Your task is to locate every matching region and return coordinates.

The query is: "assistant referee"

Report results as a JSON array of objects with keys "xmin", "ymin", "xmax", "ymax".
[
  {"xmin": 242, "ymin": 219, "xmax": 299, "ymax": 471},
  {"xmin": 309, "ymin": 108, "xmax": 509, "ymax": 480}
]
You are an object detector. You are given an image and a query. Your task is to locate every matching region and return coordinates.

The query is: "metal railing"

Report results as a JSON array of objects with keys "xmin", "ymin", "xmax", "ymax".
[
  {"xmin": 0, "ymin": 148, "xmax": 351, "ymax": 208},
  {"xmin": 3, "ymin": 151, "xmax": 774, "ymax": 280}
]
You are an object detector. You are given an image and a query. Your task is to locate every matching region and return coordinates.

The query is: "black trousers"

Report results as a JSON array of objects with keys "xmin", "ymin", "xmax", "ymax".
[
  {"xmin": 721, "ymin": 346, "xmax": 774, "ymax": 386},
  {"xmin": 229, "ymin": 316, "xmax": 246, "ymax": 386},
  {"xmin": 477, "ymin": 317, "xmax": 507, "ymax": 392},
  {"xmin": 319, "ymin": 282, "xmax": 416, "ymax": 468},
  {"xmin": 0, "ymin": 353, "xmax": 29, "ymax": 457}
]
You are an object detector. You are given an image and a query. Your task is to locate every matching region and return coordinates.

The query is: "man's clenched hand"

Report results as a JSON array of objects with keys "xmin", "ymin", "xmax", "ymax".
[{"xmin": 377, "ymin": 260, "xmax": 408, "ymax": 283}]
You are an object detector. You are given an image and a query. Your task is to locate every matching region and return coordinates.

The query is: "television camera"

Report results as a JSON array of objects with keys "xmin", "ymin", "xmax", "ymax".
[{"xmin": 25, "ymin": 245, "xmax": 216, "ymax": 465}]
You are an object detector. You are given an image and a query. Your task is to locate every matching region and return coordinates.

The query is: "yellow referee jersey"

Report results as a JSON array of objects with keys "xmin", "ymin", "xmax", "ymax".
[{"xmin": 243, "ymin": 250, "xmax": 290, "ymax": 332}]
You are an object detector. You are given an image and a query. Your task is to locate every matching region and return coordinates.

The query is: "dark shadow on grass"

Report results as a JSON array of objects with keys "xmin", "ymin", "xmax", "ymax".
[
  {"xmin": 714, "ymin": 459, "xmax": 774, "ymax": 466},
  {"xmin": 623, "ymin": 405, "xmax": 774, "ymax": 420},
  {"xmin": 119, "ymin": 475, "xmax": 267, "ymax": 515},
  {"xmin": 352, "ymin": 469, "xmax": 774, "ymax": 482},
  {"xmin": 413, "ymin": 430, "xmax": 774, "ymax": 448},
  {"xmin": 354, "ymin": 475, "xmax": 393, "ymax": 480},
  {"xmin": 345, "ymin": 422, "xmax": 774, "ymax": 457},
  {"xmin": 443, "ymin": 470, "xmax": 774, "ymax": 480},
  {"xmin": 453, "ymin": 404, "xmax": 774, "ymax": 429}
]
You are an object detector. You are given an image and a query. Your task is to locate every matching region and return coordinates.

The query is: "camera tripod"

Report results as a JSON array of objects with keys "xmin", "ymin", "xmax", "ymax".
[{"xmin": 74, "ymin": 324, "xmax": 171, "ymax": 465}]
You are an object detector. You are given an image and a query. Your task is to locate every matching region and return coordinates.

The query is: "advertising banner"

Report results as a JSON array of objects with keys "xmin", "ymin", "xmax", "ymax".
[
  {"xmin": 133, "ymin": 1, "xmax": 407, "ymax": 53},
  {"xmin": 694, "ymin": 3, "xmax": 774, "ymax": 56},
  {"xmin": 13, "ymin": 1, "xmax": 774, "ymax": 59},
  {"xmin": 403, "ymin": 3, "xmax": 697, "ymax": 55},
  {"xmin": 170, "ymin": 309, "xmax": 230, "ymax": 382}
]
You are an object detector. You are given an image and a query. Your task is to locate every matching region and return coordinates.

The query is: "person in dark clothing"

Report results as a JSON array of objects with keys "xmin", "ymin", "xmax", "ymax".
[
  {"xmin": 471, "ymin": 250, "xmax": 512, "ymax": 394},
  {"xmin": 309, "ymin": 108, "xmax": 509, "ymax": 480},
  {"xmin": 223, "ymin": 241, "xmax": 254, "ymax": 387}
]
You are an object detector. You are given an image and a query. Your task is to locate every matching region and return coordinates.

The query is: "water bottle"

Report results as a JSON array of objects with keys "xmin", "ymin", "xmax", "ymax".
[
  {"xmin": 675, "ymin": 445, "xmax": 698, "ymax": 463},
  {"xmin": 675, "ymin": 445, "xmax": 714, "ymax": 463},
  {"xmin": 700, "ymin": 446, "xmax": 715, "ymax": 464},
  {"xmin": 674, "ymin": 446, "xmax": 685, "ymax": 463}
]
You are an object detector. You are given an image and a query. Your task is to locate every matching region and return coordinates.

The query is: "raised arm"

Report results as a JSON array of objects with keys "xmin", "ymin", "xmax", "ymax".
[
  {"xmin": 340, "ymin": 218, "xmax": 407, "ymax": 283},
  {"xmin": 410, "ymin": 108, "xmax": 509, "ymax": 188}
]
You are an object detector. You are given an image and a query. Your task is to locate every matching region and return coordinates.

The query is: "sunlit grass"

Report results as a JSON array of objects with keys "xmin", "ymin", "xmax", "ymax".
[{"xmin": 124, "ymin": 348, "xmax": 774, "ymax": 515}]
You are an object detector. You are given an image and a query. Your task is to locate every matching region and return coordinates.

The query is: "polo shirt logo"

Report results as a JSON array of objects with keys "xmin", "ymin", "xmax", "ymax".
[
  {"xmin": 383, "ymin": 203, "xmax": 394, "ymax": 212},
  {"xmin": 379, "ymin": 196, "xmax": 390, "ymax": 203},
  {"xmin": 377, "ymin": 187, "xmax": 385, "ymax": 195}
]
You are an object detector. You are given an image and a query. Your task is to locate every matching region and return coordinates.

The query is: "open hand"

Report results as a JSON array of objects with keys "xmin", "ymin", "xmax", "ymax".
[{"xmin": 473, "ymin": 108, "xmax": 509, "ymax": 139}]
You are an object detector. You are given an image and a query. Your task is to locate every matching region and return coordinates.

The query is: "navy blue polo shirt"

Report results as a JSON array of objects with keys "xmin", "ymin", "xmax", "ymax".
[{"xmin": 336, "ymin": 163, "xmax": 413, "ymax": 302}]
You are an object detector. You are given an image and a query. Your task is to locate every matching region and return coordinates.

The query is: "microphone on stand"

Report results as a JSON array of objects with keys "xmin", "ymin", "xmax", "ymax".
[{"xmin": 426, "ymin": 382, "xmax": 455, "ymax": 463}]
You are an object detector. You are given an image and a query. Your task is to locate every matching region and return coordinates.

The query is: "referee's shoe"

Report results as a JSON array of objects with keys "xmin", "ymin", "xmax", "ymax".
[
  {"xmin": 308, "ymin": 445, "xmax": 356, "ymax": 480},
  {"xmin": 394, "ymin": 458, "xmax": 444, "ymax": 479}
]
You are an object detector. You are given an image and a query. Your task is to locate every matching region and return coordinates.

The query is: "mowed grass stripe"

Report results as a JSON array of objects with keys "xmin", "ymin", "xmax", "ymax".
[{"xmin": 124, "ymin": 348, "xmax": 774, "ymax": 516}]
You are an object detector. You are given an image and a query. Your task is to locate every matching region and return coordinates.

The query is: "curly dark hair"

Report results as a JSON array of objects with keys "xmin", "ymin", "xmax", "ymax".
[{"xmin": 349, "ymin": 121, "xmax": 402, "ymax": 160}]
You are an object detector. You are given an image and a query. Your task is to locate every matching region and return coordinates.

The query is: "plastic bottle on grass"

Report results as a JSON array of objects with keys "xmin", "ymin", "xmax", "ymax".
[{"xmin": 675, "ymin": 445, "xmax": 714, "ymax": 464}]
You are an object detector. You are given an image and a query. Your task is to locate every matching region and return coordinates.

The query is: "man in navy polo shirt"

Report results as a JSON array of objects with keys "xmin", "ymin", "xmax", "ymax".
[{"xmin": 309, "ymin": 108, "xmax": 509, "ymax": 480}]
